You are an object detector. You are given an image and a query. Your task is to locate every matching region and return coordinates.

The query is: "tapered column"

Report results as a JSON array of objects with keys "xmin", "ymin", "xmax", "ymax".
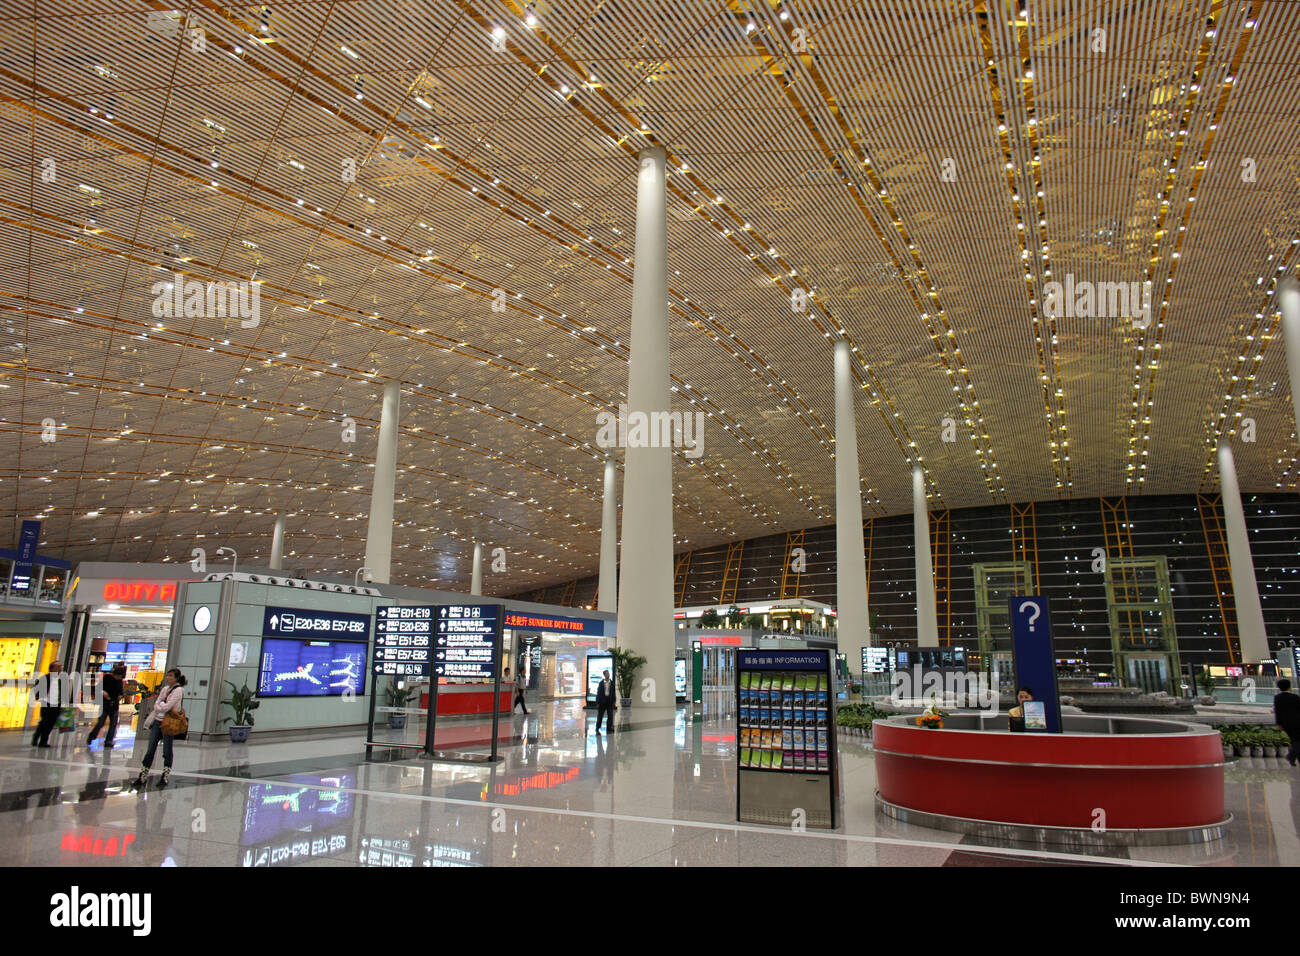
[
  {"xmin": 913, "ymin": 465, "xmax": 939, "ymax": 647},
  {"xmin": 269, "ymin": 513, "xmax": 285, "ymax": 570},
  {"xmin": 598, "ymin": 456, "xmax": 618, "ymax": 613},
  {"xmin": 363, "ymin": 381, "xmax": 400, "ymax": 584},
  {"xmin": 471, "ymin": 541, "xmax": 483, "ymax": 596},
  {"xmin": 1218, "ymin": 443, "xmax": 1269, "ymax": 664},
  {"xmin": 833, "ymin": 338, "xmax": 871, "ymax": 677},
  {"xmin": 616, "ymin": 146, "xmax": 674, "ymax": 706},
  {"xmin": 1281, "ymin": 277, "xmax": 1300, "ymax": 434}
]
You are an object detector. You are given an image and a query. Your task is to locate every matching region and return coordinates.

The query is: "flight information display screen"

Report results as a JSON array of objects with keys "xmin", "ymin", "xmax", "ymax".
[{"xmin": 258, "ymin": 638, "xmax": 367, "ymax": 697}]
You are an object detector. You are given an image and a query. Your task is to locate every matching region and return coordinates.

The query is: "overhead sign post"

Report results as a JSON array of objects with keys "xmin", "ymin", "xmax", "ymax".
[
  {"xmin": 11, "ymin": 520, "xmax": 40, "ymax": 593},
  {"xmin": 1009, "ymin": 596, "xmax": 1063, "ymax": 733}
]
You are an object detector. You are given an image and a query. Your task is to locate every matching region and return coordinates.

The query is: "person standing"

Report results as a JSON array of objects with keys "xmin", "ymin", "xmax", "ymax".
[
  {"xmin": 506, "ymin": 667, "xmax": 528, "ymax": 715},
  {"xmin": 87, "ymin": 663, "xmax": 126, "ymax": 749},
  {"xmin": 30, "ymin": 661, "xmax": 66, "ymax": 748},
  {"xmin": 594, "ymin": 669, "xmax": 617, "ymax": 734},
  {"xmin": 1274, "ymin": 679, "xmax": 1300, "ymax": 767},
  {"xmin": 134, "ymin": 668, "xmax": 186, "ymax": 787}
]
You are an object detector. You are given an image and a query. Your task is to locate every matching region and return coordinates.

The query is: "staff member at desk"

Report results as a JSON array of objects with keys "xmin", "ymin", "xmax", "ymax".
[{"xmin": 1007, "ymin": 686, "xmax": 1034, "ymax": 733}]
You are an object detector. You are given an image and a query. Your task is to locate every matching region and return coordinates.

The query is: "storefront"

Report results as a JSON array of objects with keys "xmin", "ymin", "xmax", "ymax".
[
  {"xmin": 63, "ymin": 563, "xmax": 199, "ymax": 685},
  {"xmin": 502, "ymin": 607, "xmax": 613, "ymax": 701},
  {"xmin": 0, "ymin": 542, "xmax": 71, "ymax": 731}
]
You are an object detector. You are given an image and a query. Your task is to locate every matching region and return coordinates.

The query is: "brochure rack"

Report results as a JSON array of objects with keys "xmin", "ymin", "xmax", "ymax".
[{"xmin": 736, "ymin": 649, "xmax": 837, "ymax": 828}]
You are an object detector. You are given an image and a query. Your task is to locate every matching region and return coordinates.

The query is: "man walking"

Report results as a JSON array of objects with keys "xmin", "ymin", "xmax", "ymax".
[
  {"xmin": 87, "ymin": 662, "xmax": 126, "ymax": 748},
  {"xmin": 1274, "ymin": 678, "xmax": 1300, "ymax": 766},
  {"xmin": 595, "ymin": 669, "xmax": 616, "ymax": 734},
  {"xmin": 30, "ymin": 661, "xmax": 66, "ymax": 748}
]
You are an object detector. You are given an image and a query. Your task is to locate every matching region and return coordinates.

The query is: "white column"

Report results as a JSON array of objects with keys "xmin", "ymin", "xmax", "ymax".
[
  {"xmin": 269, "ymin": 513, "xmax": 285, "ymax": 570},
  {"xmin": 1218, "ymin": 443, "xmax": 1269, "ymax": 664},
  {"xmin": 363, "ymin": 381, "xmax": 400, "ymax": 584},
  {"xmin": 598, "ymin": 456, "xmax": 618, "ymax": 613},
  {"xmin": 616, "ymin": 146, "xmax": 674, "ymax": 707},
  {"xmin": 833, "ymin": 338, "xmax": 871, "ymax": 677},
  {"xmin": 913, "ymin": 465, "xmax": 939, "ymax": 647},
  {"xmin": 1281, "ymin": 277, "xmax": 1300, "ymax": 435},
  {"xmin": 471, "ymin": 541, "xmax": 483, "ymax": 596}
]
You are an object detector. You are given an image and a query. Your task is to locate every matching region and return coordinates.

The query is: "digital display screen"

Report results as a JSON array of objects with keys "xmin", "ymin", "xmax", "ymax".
[
  {"xmin": 862, "ymin": 647, "xmax": 889, "ymax": 674},
  {"xmin": 258, "ymin": 638, "xmax": 366, "ymax": 697},
  {"xmin": 101, "ymin": 642, "xmax": 155, "ymax": 670},
  {"xmin": 675, "ymin": 659, "xmax": 686, "ymax": 696},
  {"xmin": 586, "ymin": 653, "xmax": 613, "ymax": 703}
]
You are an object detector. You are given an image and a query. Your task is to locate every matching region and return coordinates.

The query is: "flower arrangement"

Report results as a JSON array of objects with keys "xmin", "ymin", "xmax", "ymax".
[{"xmin": 915, "ymin": 694, "xmax": 948, "ymax": 729}]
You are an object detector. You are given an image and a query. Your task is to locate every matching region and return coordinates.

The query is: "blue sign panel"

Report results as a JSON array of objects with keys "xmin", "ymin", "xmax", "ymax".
[
  {"xmin": 262, "ymin": 606, "xmax": 370, "ymax": 640},
  {"xmin": 503, "ymin": 610, "xmax": 602, "ymax": 635},
  {"xmin": 738, "ymin": 649, "xmax": 829, "ymax": 671},
  {"xmin": 374, "ymin": 605, "xmax": 433, "ymax": 677},
  {"xmin": 434, "ymin": 604, "xmax": 498, "ymax": 680},
  {"xmin": 11, "ymin": 520, "xmax": 40, "ymax": 592},
  {"xmin": 1008, "ymin": 595, "xmax": 1062, "ymax": 733}
]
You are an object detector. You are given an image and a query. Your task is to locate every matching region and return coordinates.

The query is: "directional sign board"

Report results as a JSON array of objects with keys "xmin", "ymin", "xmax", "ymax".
[
  {"xmin": 262, "ymin": 606, "xmax": 370, "ymax": 640},
  {"xmin": 374, "ymin": 605, "xmax": 433, "ymax": 677},
  {"xmin": 434, "ymin": 604, "xmax": 498, "ymax": 680}
]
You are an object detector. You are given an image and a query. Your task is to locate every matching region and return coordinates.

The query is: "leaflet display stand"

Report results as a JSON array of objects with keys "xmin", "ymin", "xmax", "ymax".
[{"xmin": 736, "ymin": 649, "xmax": 838, "ymax": 829}]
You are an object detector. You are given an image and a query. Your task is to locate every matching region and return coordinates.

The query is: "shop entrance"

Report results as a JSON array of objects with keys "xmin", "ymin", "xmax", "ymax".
[{"xmin": 702, "ymin": 646, "xmax": 735, "ymax": 688}]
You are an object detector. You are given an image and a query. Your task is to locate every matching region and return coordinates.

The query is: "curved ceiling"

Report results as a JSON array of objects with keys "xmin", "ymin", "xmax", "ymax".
[{"xmin": 2, "ymin": 0, "xmax": 1298, "ymax": 594}]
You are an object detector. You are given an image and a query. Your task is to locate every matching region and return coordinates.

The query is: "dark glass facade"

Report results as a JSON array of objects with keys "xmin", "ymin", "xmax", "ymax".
[{"xmin": 509, "ymin": 493, "xmax": 1300, "ymax": 668}]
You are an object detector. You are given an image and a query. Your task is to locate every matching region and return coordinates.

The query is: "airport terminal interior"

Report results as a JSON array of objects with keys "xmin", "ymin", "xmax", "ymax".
[{"xmin": 3, "ymin": 0, "xmax": 1300, "ymax": 878}]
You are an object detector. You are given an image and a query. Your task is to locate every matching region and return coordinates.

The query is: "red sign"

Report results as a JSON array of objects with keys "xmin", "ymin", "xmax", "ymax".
[
  {"xmin": 102, "ymin": 581, "xmax": 180, "ymax": 604},
  {"xmin": 701, "ymin": 635, "xmax": 744, "ymax": 646},
  {"xmin": 504, "ymin": 612, "xmax": 588, "ymax": 632}
]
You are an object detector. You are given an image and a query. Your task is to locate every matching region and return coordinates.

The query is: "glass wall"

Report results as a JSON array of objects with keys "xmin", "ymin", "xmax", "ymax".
[
  {"xmin": 0, "ymin": 561, "xmax": 68, "ymax": 606},
  {"xmin": 514, "ymin": 493, "xmax": 1300, "ymax": 671}
]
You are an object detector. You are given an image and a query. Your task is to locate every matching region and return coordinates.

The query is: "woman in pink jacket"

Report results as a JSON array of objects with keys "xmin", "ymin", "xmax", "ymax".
[{"xmin": 135, "ymin": 668, "xmax": 187, "ymax": 786}]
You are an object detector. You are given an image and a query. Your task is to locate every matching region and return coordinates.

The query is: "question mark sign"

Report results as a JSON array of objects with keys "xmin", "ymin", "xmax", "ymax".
[{"xmin": 1019, "ymin": 600, "xmax": 1041, "ymax": 632}]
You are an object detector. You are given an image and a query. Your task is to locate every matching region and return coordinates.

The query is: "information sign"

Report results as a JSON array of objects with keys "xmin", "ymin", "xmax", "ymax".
[{"xmin": 374, "ymin": 605, "xmax": 433, "ymax": 677}]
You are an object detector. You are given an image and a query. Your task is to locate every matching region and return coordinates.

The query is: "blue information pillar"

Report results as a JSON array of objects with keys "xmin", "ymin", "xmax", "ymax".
[{"xmin": 1008, "ymin": 596, "xmax": 1063, "ymax": 733}]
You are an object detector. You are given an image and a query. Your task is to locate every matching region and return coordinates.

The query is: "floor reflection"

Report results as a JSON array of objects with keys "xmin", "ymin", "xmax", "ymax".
[{"xmin": 0, "ymin": 696, "xmax": 1295, "ymax": 866}]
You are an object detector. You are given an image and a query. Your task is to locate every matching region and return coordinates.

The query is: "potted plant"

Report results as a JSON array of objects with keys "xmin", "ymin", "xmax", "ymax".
[
  {"xmin": 698, "ymin": 608, "xmax": 720, "ymax": 628},
  {"xmin": 385, "ymin": 681, "xmax": 419, "ymax": 729},
  {"xmin": 915, "ymin": 694, "xmax": 948, "ymax": 729},
  {"xmin": 220, "ymin": 681, "xmax": 260, "ymax": 743},
  {"xmin": 609, "ymin": 646, "xmax": 647, "ymax": 707},
  {"xmin": 1213, "ymin": 724, "xmax": 1234, "ymax": 759}
]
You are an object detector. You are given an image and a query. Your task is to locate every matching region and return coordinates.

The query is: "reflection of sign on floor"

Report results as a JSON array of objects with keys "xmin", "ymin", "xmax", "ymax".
[{"xmin": 60, "ymin": 829, "xmax": 136, "ymax": 857}]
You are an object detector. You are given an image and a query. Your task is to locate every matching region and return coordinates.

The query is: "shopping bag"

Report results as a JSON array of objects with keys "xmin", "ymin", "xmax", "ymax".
[{"xmin": 56, "ymin": 707, "xmax": 77, "ymax": 733}]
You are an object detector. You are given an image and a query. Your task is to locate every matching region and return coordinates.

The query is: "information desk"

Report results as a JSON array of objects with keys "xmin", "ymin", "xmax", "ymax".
[
  {"xmin": 873, "ymin": 713, "xmax": 1227, "ymax": 843},
  {"xmin": 418, "ymin": 683, "xmax": 512, "ymax": 716}
]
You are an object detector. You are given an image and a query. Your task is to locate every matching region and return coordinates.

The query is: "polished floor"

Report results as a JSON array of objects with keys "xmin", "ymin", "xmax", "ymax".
[{"xmin": 1, "ymin": 695, "xmax": 1296, "ymax": 867}]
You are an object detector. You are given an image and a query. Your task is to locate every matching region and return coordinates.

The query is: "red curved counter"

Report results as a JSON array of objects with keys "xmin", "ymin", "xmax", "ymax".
[{"xmin": 873, "ymin": 715, "xmax": 1225, "ymax": 830}]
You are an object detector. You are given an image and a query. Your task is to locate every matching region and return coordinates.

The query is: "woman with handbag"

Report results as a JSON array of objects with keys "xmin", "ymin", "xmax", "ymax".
[{"xmin": 134, "ymin": 668, "xmax": 188, "ymax": 787}]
